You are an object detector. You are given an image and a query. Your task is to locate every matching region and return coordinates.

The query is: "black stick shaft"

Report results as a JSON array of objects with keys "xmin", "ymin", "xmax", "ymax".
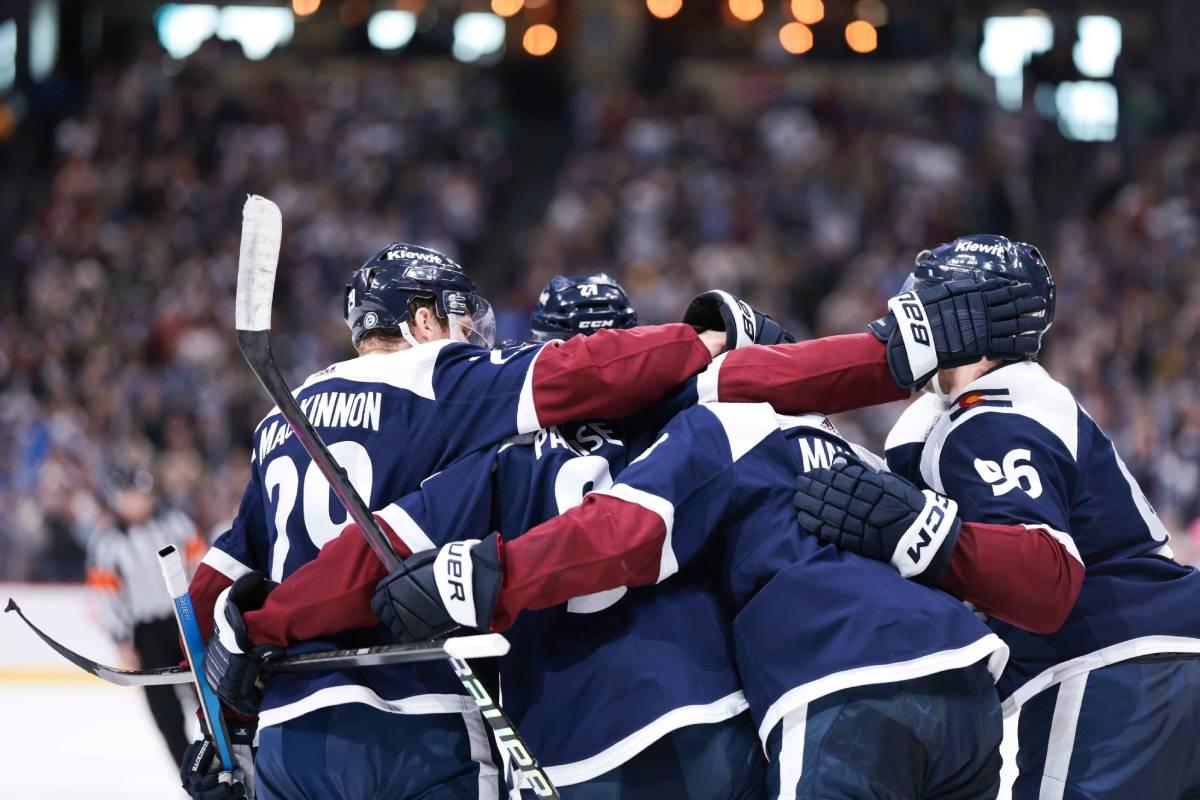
[
  {"xmin": 237, "ymin": 331, "xmax": 402, "ymax": 572},
  {"xmin": 234, "ymin": 330, "xmax": 559, "ymax": 797}
]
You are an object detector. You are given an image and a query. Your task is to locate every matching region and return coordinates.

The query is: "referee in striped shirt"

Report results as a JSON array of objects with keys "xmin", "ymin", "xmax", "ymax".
[{"xmin": 86, "ymin": 464, "xmax": 206, "ymax": 765}]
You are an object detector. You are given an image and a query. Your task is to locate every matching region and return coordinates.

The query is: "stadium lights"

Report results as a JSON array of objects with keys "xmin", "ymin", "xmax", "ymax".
[
  {"xmin": 30, "ymin": 0, "xmax": 58, "ymax": 81},
  {"xmin": 367, "ymin": 11, "xmax": 416, "ymax": 50},
  {"xmin": 491, "ymin": 0, "xmax": 524, "ymax": 17},
  {"xmin": 155, "ymin": 5, "xmax": 219, "ymax": 59},
  {"xmin": 728, "ymin": 0, "xmax": 764, "ymax": 23},
  {"xmin": 790, "ymin": 0, "xmax": 823, "ymax": 25},
  {"xmin": 452, "ymin": 12, "xmax": 506, "ymax": 63},
  {"xmin": 1056, "ymin": 81, "xmax": 1118, "ymax": 141},
  {"xmin": 291, "ymin": 0, "xmax": 320, "ymax": 15},
  {"xmin": 1074, "ymin": 16, "xmax": 1121, "ymax": 78},
  {"xmin": 217, "ymin": 7, "xmax": 294, "ymax": 59},
  {"xmin": 854, "ymin": 0, "xmax": 887, "ymax": 27},
  {"xmin": 0, "ymin": 20, "xmax": 15, "ymax": 92},
  {"xmin": 155, "ymin": 5, "xmax": 293, "ymax": 60},
  {"xmin": 980, "ymin": 16, "xmax": 1053, "ymax": 110},
  {"xmin": 779, "ymin": 21, "xmax": 813, "ymax": 54},
  {"xmin": 523, "ymin": 23, "xmax": 557, "ymax": 56},
  {"xmin": 845, "ymin": 19, "xmax": 876, "ymax": 53},
  {"xmin": 647, "ymin": 0, "xmax": 683, "ymax": 20}
]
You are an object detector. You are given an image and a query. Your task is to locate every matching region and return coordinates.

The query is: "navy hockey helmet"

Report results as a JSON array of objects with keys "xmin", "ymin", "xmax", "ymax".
[
  {"xmin": 529, "ymin": 274, "xmax": 639, "ymax": 342},
  {"xmin": 906, "ymin": 234, "xmax": 1055, "ymax": 350},
  {"xmin": 345, "ymin": 243, "xmax": 495, "ymax": 349}
]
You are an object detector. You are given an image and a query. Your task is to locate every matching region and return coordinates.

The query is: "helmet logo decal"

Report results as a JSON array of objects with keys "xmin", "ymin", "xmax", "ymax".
[
  {"xmin": 445, "ymin": 292, "xmax": 469, "ymax": 316},
  {"xmin": 364, "ymin": 311, "xmax": 379, "ymax": 329},
  {"xmin": 385, "ymin": 247, "xmax": 445, "ymax": 264},
  {"xmin": 954, "ymin": 239, "xmax": 1007, "ymax": 258}
]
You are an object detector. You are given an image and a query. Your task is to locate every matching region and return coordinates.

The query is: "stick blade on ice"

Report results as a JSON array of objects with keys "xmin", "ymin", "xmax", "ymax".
[{"xmin": 236, "ymin": 194, "xmax": 282, "ymax": 332}]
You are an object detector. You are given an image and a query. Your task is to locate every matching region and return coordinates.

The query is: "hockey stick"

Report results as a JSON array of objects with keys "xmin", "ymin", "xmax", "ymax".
[
  {"xmin": 160, "ymin": 545, "xmax": 243, "ymax": 784},
  {"xmin": 235, "ymin": 195, "xmax": 558, "ymax": 798},
  {"xmin": 5, "ymin": 598, "xmax": 509, "ymax": 687}
]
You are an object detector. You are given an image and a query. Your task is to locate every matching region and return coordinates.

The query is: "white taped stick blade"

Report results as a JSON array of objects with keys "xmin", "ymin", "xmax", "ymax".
[
  {"xmin": 236, "ymin": 195, "xmax": 282, "ymax": 332},
  {"xmin": 442, "ymin": 633, "xmax": 510, "ymax": 660},
  {"xmin": 157, "ymin": 545, "xmax": 190, "ymax": 598}
]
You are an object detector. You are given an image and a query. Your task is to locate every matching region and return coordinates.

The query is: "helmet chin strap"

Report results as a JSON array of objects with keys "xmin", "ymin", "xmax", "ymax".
[{"xmin": 397, "ymin": 321, "xmax": 422, "ymax": 348}]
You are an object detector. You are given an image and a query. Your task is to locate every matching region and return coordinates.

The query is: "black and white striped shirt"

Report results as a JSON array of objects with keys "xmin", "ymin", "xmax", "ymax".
[{"xmin": 85, "ymin": 509, "xmax": 204, "ymax": 641}]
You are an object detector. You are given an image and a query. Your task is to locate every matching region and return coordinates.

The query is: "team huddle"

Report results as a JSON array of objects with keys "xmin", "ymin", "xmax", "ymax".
[{"xmin": 177, "ymin": 235, "xmax": 1200, "ymax": 800}]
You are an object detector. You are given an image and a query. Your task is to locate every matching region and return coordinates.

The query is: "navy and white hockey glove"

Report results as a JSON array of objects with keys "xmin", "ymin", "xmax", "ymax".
[
  {"xmin": 371, "ymin": 534, "xmax": 503, "ymax": 644},
  {"xmin": 869, "ymin": 278, "xmax": 1048, "ymax": 389},
  {"xmin": 793, "ymin": 457, "xmax": 961, "ymax": 586},
  {"xmin": 683, "ymin": 290, "xmax": 796, "ymax": 351},
  {"xmin": 204, "ymin": 572, "xmax": 284, "ymax": 717},
  {"xmin": 180, "ymin": 721, "xmax": 256, "ymax": 800}
]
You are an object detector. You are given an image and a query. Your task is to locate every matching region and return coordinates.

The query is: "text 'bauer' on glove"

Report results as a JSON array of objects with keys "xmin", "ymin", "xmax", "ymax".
[
  {"xmin": 682, "ymin": 290, "xmax": 796, "ymax": 352},
  {"xmin": 204, "ymin": 572, "xmax": 285, "ymax": 717},
  {"xmin": 793, "ymin": 456, "xmax": 962, "ymax": 587},
  {"xmin": 371, "ymin": 533, "xmax": 504, "ymax": 644},
  {"xmin": 868, "ymin": 278, "xmax": 1048, "ymax": 389}
]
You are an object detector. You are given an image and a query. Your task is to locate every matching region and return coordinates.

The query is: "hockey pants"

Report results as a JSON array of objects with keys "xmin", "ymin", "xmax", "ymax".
[{"xmin": 766, "ymin": 658, "xmax": 1003, "ymax": 799}]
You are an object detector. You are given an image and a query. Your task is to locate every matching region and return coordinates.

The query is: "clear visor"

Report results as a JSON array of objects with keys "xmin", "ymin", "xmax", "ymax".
[{"xmin": 448, "ymin": 296, "xmax": 496, "ymax": 349}]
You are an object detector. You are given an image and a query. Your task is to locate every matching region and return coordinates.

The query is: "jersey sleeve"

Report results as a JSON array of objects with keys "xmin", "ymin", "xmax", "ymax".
[
  {"xmin": 697, "ymin": 333, "xmax": 909, "ymax": 414},
  {"xmin": 189, "ymin": 464, "xmax": 270, "ymax": 642},
  {"xmin": 244, "ymin": 447, "xmax": 499, "ymax": 647},
  {"xmin": 432, "ymin": 324, "xmax": 713, "ymax": 454},
  {"xmin": 490, "ymin": 403, "xmax": 780, "ymax": 630},
  {"xmin": 85, "ymin": 530, "xmax": 133, "ymax": 642},
  {"xmin": 935, "ymin": 411, "xmax": 1085, "ymax": 632}
]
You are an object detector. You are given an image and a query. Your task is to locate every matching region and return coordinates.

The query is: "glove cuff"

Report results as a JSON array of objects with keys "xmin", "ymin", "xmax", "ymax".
[
  {"xmin": 888, "ymin": 490, "xmax": 960, "ymax": 585},
  {"xmin": 884, "ymin": 292, "xmax": 938, "ymax": 389}
]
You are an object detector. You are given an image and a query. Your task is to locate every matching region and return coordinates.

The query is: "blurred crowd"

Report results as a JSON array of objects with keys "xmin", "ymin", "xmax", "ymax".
[
  {"xmin": 516, "ymin": 69, "xmax": 1200, "ymax": 561},
  {"xmin": 0, "ymin": 45, "xmax": 515, "ymax": 578},
  {"xmin": 3, "ymin": 43, "xmax": 1199, "ymax": 580}
]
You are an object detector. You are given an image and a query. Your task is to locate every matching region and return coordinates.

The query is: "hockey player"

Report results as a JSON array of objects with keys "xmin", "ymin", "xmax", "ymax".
[
  {"xmin": 208, "ymin": 276, "xmax": 1048, "ymax": 798},
  {"xmin": 792, "ymin": 234, "xmax": 1200, "ymax": 799},
  {"xmin": 179, "ymin": 246, "xmax": 750, "ymax": 800},
  {"xmin": 368, "ymin": 401, "xmax": 1011, "ymax": 799}
]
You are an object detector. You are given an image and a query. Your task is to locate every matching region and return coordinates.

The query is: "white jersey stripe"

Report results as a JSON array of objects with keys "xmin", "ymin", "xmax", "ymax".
[{"xmin": 1038, "ymin": 672, "xmax": 1089, "ymax": 800}]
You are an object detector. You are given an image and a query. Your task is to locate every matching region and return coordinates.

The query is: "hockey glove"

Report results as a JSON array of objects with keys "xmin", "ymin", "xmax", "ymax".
[
  {"xmin": 371, "ymin": 534, "xmax": 503, "ymax": 644},
  {"xmin": 869, "ymin": 278, "xmax": 1048, "ymax": 389},
  {"xmin": 204, "ymin": 572, "xmax": 284, "ymax": 717},
  {"xmin": 180, "ymin": 720, "xmax": 256, "ymax": 800},
  {"xmin": 683, "ymin": 290, "xmax": 796, "ymax": 351},
  {"xmin": 793, "ymin": 457, "xmax": 961, "ymax": 586}
]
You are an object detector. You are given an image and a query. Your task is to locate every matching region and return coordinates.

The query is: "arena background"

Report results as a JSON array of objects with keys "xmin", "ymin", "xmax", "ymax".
[{"xmin": 0, "ymin": 0, "xmax": 1197, "ymax": 796}]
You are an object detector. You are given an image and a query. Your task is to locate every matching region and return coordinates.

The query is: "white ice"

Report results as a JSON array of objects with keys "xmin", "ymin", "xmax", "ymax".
[{"xmin": 0, "ymin": 584, "xmax": 1020, "ymax": 798}]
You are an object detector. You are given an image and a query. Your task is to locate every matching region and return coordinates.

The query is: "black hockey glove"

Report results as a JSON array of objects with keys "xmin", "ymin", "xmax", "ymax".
[
  {"xmin": 204, "ymin": 572, "xmax": 284, "ymax": 717},
  {"xmin": 793, "ymin": 457, "xmax": 962, "ymax": 586},
  {"xmin": 868, "ymin": 278, "xmax": 1048, "ymax": 389},
  {"xmin": 180, "ymin": 720, "xmax": 256, "ymax": 800},
  {"xmin": 683, "ymin": 290, "xmax": 796, "ymax": 351},
  {"xmin": 371, "ymin": 534, "xmax": 503, "ymax": 644}
]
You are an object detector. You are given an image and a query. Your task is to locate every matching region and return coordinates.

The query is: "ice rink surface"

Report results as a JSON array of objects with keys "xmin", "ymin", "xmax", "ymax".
[{"xmin": 0, "ymin": 584, "xmax": 1020, "ymax": 799}]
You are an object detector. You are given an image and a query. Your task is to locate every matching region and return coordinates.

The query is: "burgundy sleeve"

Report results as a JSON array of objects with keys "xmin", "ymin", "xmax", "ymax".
[
  {"xmin": 188, "ymin": 563, "xmax": 234, "ymax": 644},
  {"xmin": 940, "ymin": 522, "xmax": 1085, "ymax": 634},
  {"xmin": 244, "ymin": 520, "xmax": 411, "ymax": 648},
  {"xmin": 491, "ymin": 494, "xmax": 667, "ymax": 631},
  {"xmin": 711, "ymin": 333, "xmax": 909, "ymax": 414},
  {"xmin": 532, "ymin": 323, "xmax": 712, "ymax": 428}
]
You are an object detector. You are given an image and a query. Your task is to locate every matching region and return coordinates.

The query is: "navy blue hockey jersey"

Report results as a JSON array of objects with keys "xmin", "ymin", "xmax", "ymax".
[
  {"xmin": 193, "ymin": 327, "xmax": 714, "ymax": 728},
  {"xmin": 492, "ymin": 403, "xmax": 1007, "ymax": 747},
  {"xmin": 885, "ymin": 362, "xmax": 1200, "ymax": 713}
]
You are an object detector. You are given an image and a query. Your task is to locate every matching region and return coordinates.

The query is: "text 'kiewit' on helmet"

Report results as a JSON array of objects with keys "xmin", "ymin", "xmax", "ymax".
[
  {"xmin": 344, "ymin": 243, "xmax": 496, "ymax": 349},
  {"xmin": 905, "ymin": 233, "xmax": 1056, "ymax": 354},
  {"xmin": 529, "ymin": 274, "xmax": 639, "ymax": 342}
]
